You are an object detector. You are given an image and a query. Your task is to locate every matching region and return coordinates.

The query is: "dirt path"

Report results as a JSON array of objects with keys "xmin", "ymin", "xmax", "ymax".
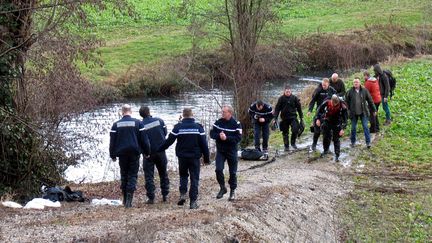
[{"xmin": 1, "ymin": 148, "xmax": 352, "ymax": 243}]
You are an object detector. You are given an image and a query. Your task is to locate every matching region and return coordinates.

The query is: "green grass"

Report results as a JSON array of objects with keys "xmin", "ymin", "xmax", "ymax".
[
  {"xmin": 341, "ymin": 56, "xmax": 432, "ymax": 242},
  {"xmin": 81, "ymin": 0, "xmax": 432, "ymax": 82}
]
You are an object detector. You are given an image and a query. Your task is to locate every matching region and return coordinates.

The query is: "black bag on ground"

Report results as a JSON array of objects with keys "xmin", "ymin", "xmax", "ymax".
[
  {"xmin": 241, "ymin": 149, "xmax": 264, "ymax": 160},
  {"xmin": 42, "ymin": 186, "xmax": 85, "ymax": 202},
  {"xmin": 384, "ymin": 69, "xmax": 396, "ymax": 98}
]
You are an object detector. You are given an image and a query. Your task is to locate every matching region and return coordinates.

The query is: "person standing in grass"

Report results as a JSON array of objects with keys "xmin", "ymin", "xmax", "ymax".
[
  {"xmin": 373, "ymin": 64, "xmax": 392, "ymax": 125},
  {"xmin": 158, "ymin": 108, "xmax": 210, "ymax": 209},
  {"xmin": 345, "ymin": 78, "xmax": 376, "ymax": 148},
  {"xmin": 364, "ymin": 71, "xmax": 382, "ymax": 133},
  {"xmin": 330, "ymin": 73, "xmax": 346, "ymax": 97},
  {"xmin": 139, "ymin": 106, "xmax": 170, "ymax": 204},
  {"xmin": 109, "ymin": 104, "xmax": 150, "ymax": 208}
]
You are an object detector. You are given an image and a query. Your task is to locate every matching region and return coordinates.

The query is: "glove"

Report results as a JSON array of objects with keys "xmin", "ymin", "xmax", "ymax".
[{"xmin": 111, "ymin": 157, "xmax": 117, "ymax": 162}]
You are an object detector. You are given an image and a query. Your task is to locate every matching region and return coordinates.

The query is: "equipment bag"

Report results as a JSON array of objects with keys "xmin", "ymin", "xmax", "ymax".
[{"xmin": 241, "ymin": 149, "xmax": 264, "ymax": 160}]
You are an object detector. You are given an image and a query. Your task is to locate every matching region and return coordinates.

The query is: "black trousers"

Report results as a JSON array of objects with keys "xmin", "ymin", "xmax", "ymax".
[
  {"xmin": 143, "ymin": 152, "xmax": 170, "ymax": 200},
  {"xmin": 119, "ymin": 154, "xmax": 140, "ymax": 192},
  {"xmin": 215, "ymin": 149, "xmax": 238, "ymax": 190},
  {"xmin": 369, "ymin": 102, "xmax": 380, "ymax": 133},
  {"xmin": 322, "ymin": 123, "xmax": 341, "ymax": 156},
  {"xmin": 178, "ymin": 157, "xmax": 200, "ymax": 201},
  {"xmin": 279, "ymin": 118, "xmax": 299, "ymax": 147}
]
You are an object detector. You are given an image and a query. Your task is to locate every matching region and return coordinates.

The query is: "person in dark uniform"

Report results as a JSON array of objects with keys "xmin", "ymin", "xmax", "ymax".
[
  {"xmin": 210, "ymin": 105, "xmax": 242, "ymax": 201},
  {"xmin": 274, "ymin": 86, "xmax": 303, "ymax": 151},
  {"xmin": 248, "ymin": 100, "xmax": 274, "ymax": 155},
  {"xmin": 315, "ymin": 95, "xmax": 348, "ymax": 161},
  {"xmin": 158, "ymin": 108, "xmax": 210, "ymax": 209},
  {"xmin": 139, "ymin": 106, "xmax": 170, "ymax": 204},
  {"xmin": 330, "ymin": 73, "xmax": 346, "ymax": 97},
  {"xmin": 307, "ymin": 78, "xmax": 336, "ymax": 151},
  {"xmin": 109, "ymin": 104, "xmax": 150, "ymax": 208}
]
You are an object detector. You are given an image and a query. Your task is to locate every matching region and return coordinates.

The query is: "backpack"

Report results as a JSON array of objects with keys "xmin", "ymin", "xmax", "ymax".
[
  {"xmin": 383, "ymin": 69, "xmax": 396, "ymax": 98},
  {"xmin": 240, "ymin": 148, "xmax": 264, "ymax": 160}
]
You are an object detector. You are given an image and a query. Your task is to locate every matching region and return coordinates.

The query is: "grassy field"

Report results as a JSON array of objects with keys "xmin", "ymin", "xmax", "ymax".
[
  {"xmin": 341, "ymin": 56, "xmax": 432, "ymax": 241},
  {"xmin": 81, "ymin": 0, "xmax": 432, "ymax": 82}
]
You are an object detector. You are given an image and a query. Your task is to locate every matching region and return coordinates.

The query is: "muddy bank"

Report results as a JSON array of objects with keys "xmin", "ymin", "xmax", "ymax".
[{"xmin": 0, "ymin": 151, "xmax": 350, "ymax": 242}]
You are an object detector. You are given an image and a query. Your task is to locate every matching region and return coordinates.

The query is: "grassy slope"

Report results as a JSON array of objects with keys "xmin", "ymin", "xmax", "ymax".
[
  {"xmin": 82, "ymin": 0, "xmax": 432, "ymax": 82},
  {"xmin": 341, "ymin": 57, "xmax": 432, "ymax": 242}
]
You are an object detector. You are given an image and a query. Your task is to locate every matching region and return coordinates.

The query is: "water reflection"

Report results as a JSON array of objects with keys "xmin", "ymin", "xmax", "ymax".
[{"xmin": 63, "ymin": 79, "xmax": 315, "ymax": 183}]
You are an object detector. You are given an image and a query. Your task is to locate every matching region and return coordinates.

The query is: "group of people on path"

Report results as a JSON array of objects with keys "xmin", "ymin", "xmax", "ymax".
[
  {"xmin": 109, "ymin": 63, "xmax": 393, "ymax": 209},
  {"xmin": 109, "ymin": 104, "xmax": 241, "ymax": 209}
]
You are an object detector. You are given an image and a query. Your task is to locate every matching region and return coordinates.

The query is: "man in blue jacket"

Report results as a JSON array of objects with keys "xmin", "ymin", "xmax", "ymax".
[
  {"xmin": 158, "ymin": 108, "xmax": 210, "ymax": 209},
  {"xmin": 139, "ymin": 106, "xmax": 170, "ymax": 204},
  {"xmin": 248, "ymin": 100, "xmax": 274, "ymax": 155},
  {"xmin": 109, "ymin": 104, "xmax": 150, "ymax": 208},
  {"xmin": 210, "ymin": 105, "xmax": 242, "ymax": 201}
]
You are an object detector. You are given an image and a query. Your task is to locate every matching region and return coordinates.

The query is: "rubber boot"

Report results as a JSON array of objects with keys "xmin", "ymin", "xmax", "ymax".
[
  {"xmin": 177, "ymin": 193, "xmax": 187, "ymax": 206},
  {"xmin": 125, "ymin": 192, "xmax": 134, "ymax": 208},
  {"xmin": 190, "ymin": 200, "xmax": 199, "ymax": 209},
  {"xmin": 228, "ymin": 190, "xmax": 236, "ymax": 201},
  {"xmin": 216, "ymin": 186, "xmax": 227, "ymax": 199}
]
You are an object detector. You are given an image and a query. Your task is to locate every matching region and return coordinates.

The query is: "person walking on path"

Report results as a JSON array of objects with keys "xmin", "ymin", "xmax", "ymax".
[
  {"xmin": 158, "ymin": 108, "xmax": 210, "ymax": 209},
  {"xmin": 139, "ymin": 106, "xmax": 170, "ymax": 204},
  {"xmin": 345, "ymin": 78, "xmax": 377, "ymax": 148},
  {"xmin": 315, "ymin": 95, "xmax": 348, "ymax": 161},
  {"xmin": 363, "ymin": 71, "xmax": 382, "ymax": 133},
  {"xmin": 307, "ymin": 78, "xmax": 336, "ymax": 151},
  {"xmin": 109, "ymin": 104, "xmax": 150, "ymax": 208},
  {"xmin": 373, "ymin": 64, "xmax": 392, "ymax": 125},
  {"xmin": 210, "ymin": 105, "xmax": 242, "ymax": 201}
]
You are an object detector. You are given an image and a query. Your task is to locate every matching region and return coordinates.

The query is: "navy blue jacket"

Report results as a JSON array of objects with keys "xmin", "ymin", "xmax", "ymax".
[
  {"xmin": 248, "ymin": 102, "xmax": 274, "ymax": 125},
  {"xmin": 158, "ymin": 118, "xmax": 210, "ymax": 161},
  {"xmin": 210, "ymin": 117, "xmax": 242, "ymax": 152},
  {"xmin": 109, "ymin": 115, "xmax": 150, "ymax": 158},
  {"xmin": 308, "ymin": 84, "xmax": 336, "ymax": 112},
  {"xmin": 142, "ymin": 116, "xmax": 167, "ymax": 154}
]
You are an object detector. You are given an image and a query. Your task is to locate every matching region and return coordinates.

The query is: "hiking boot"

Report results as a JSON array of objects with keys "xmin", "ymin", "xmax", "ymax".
[
  {"xmin": 311, "ymin": 144, "xmax": 317, "ymax": 152},
  {"xmin": 335, "ymin": 154, "xmax": 340, "ymax": 162},
  {"xmin": 162, "ymin": 195, "xmax": 168, "ymax": 202},
  {"xmin": 216, "ymin": 187, "xmax": 227, "ymax": 199},
  {"xmin": 284, "ymin": 146, "xmax": 290, "ymax": 152},
  {"xmin": 125, "ymin": 192, "xmax": 134, "ymax": 208},
  {"xmin": 320, "ymin": 151, "xmax": 329, "ymax": 158},
  {"xmin": 291, "ymin": 144, "xmax": 298, "ymax": 150},
  {"xmin": 177, "ymin": 193, "xmax": 187, "ymax": 206},
  {"xmin": 384, "ymin": 119, "xmax": 392, "ymax": 126},
  {"xmin": 145, "ymin": 198, "xmax": 154, "ymax": 205},
  {"xmin": 366, "ymin": 144, "xmax": 371, "ymax": 149},
  {"xmin": 190, "ymin": 200, "xmax": 199, "ymax": 209},
  {"xmin": 228, "ymin": 190, "xmax": 236, "ymax": 201},
  {"xmin": 350, "ymin": 143, "xmax": 355, "ymax": 148}
]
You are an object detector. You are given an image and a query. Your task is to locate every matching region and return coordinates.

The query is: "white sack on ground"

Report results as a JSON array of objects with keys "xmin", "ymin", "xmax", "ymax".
[
  {"xmin": 91, "ymin": 198, "xmax": 122, "ymax": 206},
  {"xmin": 2, "ymin": 201, "xmax": 23, "ymax": 209},
  {"xmin": 24, "ymin": 198, "xmax": 61, "ymax": 209}
]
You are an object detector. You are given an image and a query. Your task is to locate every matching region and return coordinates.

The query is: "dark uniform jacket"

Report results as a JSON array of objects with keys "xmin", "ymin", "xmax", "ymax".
[
  {"xmin": 210, "ymin": 117, "xmax": 242, "ymax": 152},
  {"xmin": 308, "ymin": 84, "xmax": 336, "ymax": 112},
  {"xmin": 330, "ymin": 79, "xmax": 346, "ymax": 97},
  {"xmin": 316, "ymin": 100, "xmax": 348, "ymax": 129},
  {"xmin": 158, "ymin": 118, "xmax": 210, "ymax": 161},
  {"xmin": 109, "ymin": 115, "xmax": 150, "ymax": 158},
  {"xmin": 345, "ymin": 86, "xmax": 377, "ymax": 119},
  {"xmin": 248, "ymin": 102, "xmax": 274, "ymax": 125},
  {"xmin": 373, "ymin": 64, "xmax": 390, "ymax": 99},
  {"xmin": 142, "ymin": 116, "xmax": 167, "ymax": 154},
  {"xmin": 274, "ymin": 94, "xmax": 303, "ymax": 121}
]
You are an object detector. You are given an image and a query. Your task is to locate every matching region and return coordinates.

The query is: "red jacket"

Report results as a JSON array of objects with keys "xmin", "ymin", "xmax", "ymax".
[{"xmin": 364, "ymin": 77, "xmax": 381, "ymax": 104}]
